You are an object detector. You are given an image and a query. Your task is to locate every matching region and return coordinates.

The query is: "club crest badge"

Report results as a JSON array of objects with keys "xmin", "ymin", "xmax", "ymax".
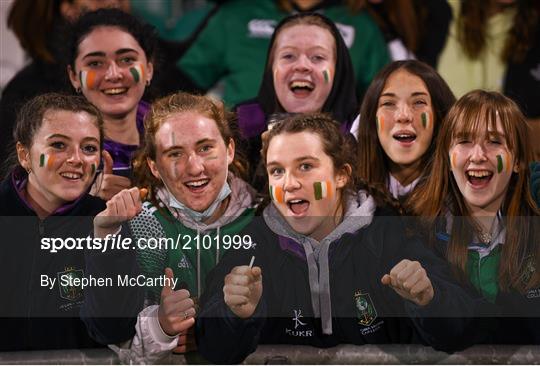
[
  {"xmin": 354, "ymin": 291, "xmax": 377, "ymax": 326},
  {"xmin": 57, "ymin": 267, "xmax": 84, "ymax": 301}
]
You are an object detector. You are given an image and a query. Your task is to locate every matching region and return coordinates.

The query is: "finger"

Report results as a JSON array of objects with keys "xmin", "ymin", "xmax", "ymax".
[
  {"xmin": 402, "ymin": 267, "xmax": 427, "ymax": 293},
  {"xmin": 177, "ymin": 334, "xmax": 187, "ymax": 347},
  {"xmin": 230, "ymin": 265, "xmax": 252, "ymax": 275},
  {"xmin": 251, "ymin": 266, "xmax": 262, "ymax": 281},
  {"xmin": 161, "ymin": 268, "xmax": 175, "ymax": 297},
  {"xmin": 102, "ymin": 150, "xmax": 114, "ymax": 175},
  {"xmin": 381, "ymin": 274, "xmax": 392, "ymax": 286},
  {"xmin": 224, "ymin": 294, "xmax": 249, "ymax": 307},
  {"xmin": 225, "ymin": 273, "xmax": 251, "ymax": 287},
  {"xmin": 139, "ymin": 187, "xmax": 148, "ymax": 201},
  {"xmin": 223, "ymin": 284, "xmax": 251, "ymax": 298},
  {"xmin": 164, "ymin": 289, "xmax": 192, "ymax": 306},
  {"xmin": 389, "ymin": 259, "xmax": 411, "ymax": 279}
]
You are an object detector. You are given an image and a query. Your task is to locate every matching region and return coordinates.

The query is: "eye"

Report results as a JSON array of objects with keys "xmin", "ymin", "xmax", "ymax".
[
  {"xmin": 299, "ymin": 163, "xmax": 312, "ymax": 172},
  {"xmin": 269, "ymin": 167, "xmax": 284, "ymax": 176},
  {"xmin": 119, "ymin": 56, "xmax": 136, "ymax": 66},
  {"xmin": 413, "ymin": 99, "xmax": 427, "ymax": 106},
  {"xmin": 168, "ymin": 150, "xmax": 183, "ymax": 158},
  {"xmin": 311, "ymin": 55, "xmax": 325, "ymax": 62},
  {"xmin": 456, "ymin": 139, "xmax": 471, "ymax": 145},
  {"xmin": 281, "ymin": 53, "xmax": 295, "ymax": 61},
  {"xmin": 380, "ymin": 101, "xmax": 395, "ymax": 107},
  {"xmin": 86, "ymin": 60, "xmax": 103, "ymax": 68},
  {"xmin": 488, "ymin": 139, "xmax": 502, "ymax": 145},
  {"xmin": 82, "ymin": 144, "xmax": 99, "ymax": 154},
  {"xmin": 199, "ymin": 144, "xmax": 213, "ymax": 153},
  {"xmin": 50, "ymin": 141, "xmax": 66, "ymax": 150}
]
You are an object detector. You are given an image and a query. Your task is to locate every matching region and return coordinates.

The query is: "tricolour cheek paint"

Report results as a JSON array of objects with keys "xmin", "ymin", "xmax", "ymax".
[
  {"xmin": 79, "ymin": 70, "xmax": 97, "ymax": 90},
  {"xmin": 376, "ymin": 115, "xmax": 384, "ymax": 133},
  {"xmin": 450, "ymin": 151, "xmax": 457, "ymax": 170},
  {"xmin": 421, "ymin": 112, "xmax": 430, "ymax": 130},
  {"xmin": 313, "ymin": 181, "xmax": 332, "ymax": 200},
  {"xmin": 39, "ymin": 153, "xmax": 55, "ymax": 168},
  {"xmin": 496, "ymin": 153, "xmax": 511, "ymax": 174},
  {"xmin": 269, "ymin": 185, "xmax": 284, "ymax": 204},
  {"xmin": 129, "ymin": 64, "xmax": 145, "ymax": 84},
  {"xmin": 91, "ymin": 163, "xmax": 96, "ymax": 175},
  {"xmin": 323, "ymin": 69, "xmax": 330, "ymax": 84}
]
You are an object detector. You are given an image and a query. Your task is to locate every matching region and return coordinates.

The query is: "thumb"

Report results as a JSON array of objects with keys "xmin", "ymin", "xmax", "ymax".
[
  {"xmin": 381, "ymin": 274, "xmax": 392, "ymax": 286},
  {"xmin": 161, "ymin": 267, "xmax": 175, "ymax": 297},
  {"xmin": 102, "ymin": 150, "xmax": 114, "ymax": 175},
  {"xmin": 251, "ymin": 266, "xmax": 262, "ymax": 281}
]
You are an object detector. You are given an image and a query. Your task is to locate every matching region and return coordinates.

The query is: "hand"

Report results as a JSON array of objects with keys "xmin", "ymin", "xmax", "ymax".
[
  {"xmin": 158, "ymin": 268, "xmax": 196, "ymax": 337},
  {"xmin": 93, "ymin": 186, "xmax": 144, "ymax": 238},
  {"xmin": 223, "ymin": 266, "xmax": 262, "ymax": 318},
  {"xmin": 381, "ymin": 259, "xmax": 434, "ymax": 306},
  {"xmin": 90, "ymin": 150, "xmax": 132, "ymax": 200},
  {"xmin": 172, "ymin": 325, "xmax": 197, "ymax": 354}
]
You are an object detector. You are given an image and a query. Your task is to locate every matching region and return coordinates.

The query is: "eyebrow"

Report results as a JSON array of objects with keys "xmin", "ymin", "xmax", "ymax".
[
  {"xmin": 81, "ymin": 48, "xmax": 139, "ymax": 60},
  {"xmin": 161, "ymin": 138, "xmax": 218, "ymax": 154},
  {"xmin": 46, "ymin": 134, "xmax": 99, "ymax": 143},
  {"xmin": 380, "ymin": 91, "xmax": 429, "ymax": 98},
  {"xmin": 266, "ymin": 155, "xmax": 319, "ymax": 167}
]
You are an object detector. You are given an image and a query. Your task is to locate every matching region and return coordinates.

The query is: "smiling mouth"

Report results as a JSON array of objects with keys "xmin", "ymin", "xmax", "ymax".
[
  {"xmin": 287, "ymin": 199, "xmax": 310, "ymax": 215},
  {"xmin": 393, "ymin": 132, "xmax": 417, "ymax": 144},
  {"xmin": 60, "ymin": 172, "xmax": 82, "ymax": 180},
  {"xmin": 467, "ymin": 170, "xmax": 493, "ymax": 187},
  {"xmin": 102, "ymin": 88, "xmax": 128, "ymax": 95},
  {"xmin": 289, "ymin": 81, "xmax": 314, "ymax": 96},
  {"xmin": 184, "ymin": 179, "xmax": 209, "ymax": 192}
]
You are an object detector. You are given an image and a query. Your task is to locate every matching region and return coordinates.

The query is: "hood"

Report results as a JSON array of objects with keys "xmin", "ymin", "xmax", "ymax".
[{"xmin": 263, "ymin": 190, "xmax": 376, "ymax": 335}]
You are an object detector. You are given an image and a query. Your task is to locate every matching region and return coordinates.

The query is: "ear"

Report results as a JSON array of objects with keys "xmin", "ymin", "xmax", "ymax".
[
  {"xmin": 226, "ymin": 138, "xmax": 235, "ymax": 165},
  {"xmin": 513, "ymin": 161, "xmax": 519, "ymax": 173},
  {"xmin": 16, "ymin": 142, "xmax": 31, "ymax": 171},
  {"xmin": 67, "ymin": 65, "xmax": 80, "ymax": 90},
  {"xmin": 335, "ymin": 163, "xmax": 352, "ymax": 189},
  {"xmin": 145, "ymin": 61, "xmax": 154, "ymax": 84},
  {"xmin": 147, "ymin": 157, "xmax": 160, "ymax": 180}
]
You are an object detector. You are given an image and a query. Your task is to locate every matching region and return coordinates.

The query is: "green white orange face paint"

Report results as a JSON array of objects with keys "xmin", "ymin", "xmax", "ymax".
[
  {"xmin": 91, "ymin": 163, "xmax": 96, "ymax": 175},
  {"xmin": 79, "ymin": 70, "xmax": 97, "ymax": 90},
  {"xmin": 421, "ymin": 112, "xmax": 431, "ymax": 130},
  {"xmin": 269, "ymin": 185, "xmax": 284, "ymax": 204},
  {"xmin": 39, "ymin": 153, "xmax": 55, "ymax": 169},
  {"xmin": 129, "ymin": 64, "xmax": 145, "ymax": 84},
  {"xmin": 313, "ymin": 181, "xmax": 332, "ymax": 200},
  {"xmin": 376, "ymin": 115, "xmax": 384, "ymax": 133},
  {"xmin": 450, "ymin": 151, "xmax": 457, "ymax": 170},
  {"xmin": 496, "ymin": 153, "xmax": 511, "ymax": 174},
  {"xmin": 323, "ymin": 69, "xmax": 330, "ymax": 84}
]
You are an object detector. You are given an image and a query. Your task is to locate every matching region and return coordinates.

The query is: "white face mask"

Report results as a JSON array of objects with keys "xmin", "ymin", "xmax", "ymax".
[{"xmin": 163, "ymin": 180, "xmax": 232, "ymax": 223}]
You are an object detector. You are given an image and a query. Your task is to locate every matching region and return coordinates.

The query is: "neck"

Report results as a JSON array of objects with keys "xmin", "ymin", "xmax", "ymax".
[
  {"xmin": 104, "ymin": 109, "xmax": 140, "ymax": 145},
  {"xmin": 25, "ymin": 178, "xmax": 63, "ymax": 219},
  {"xmin": 389, "ymin": 160, "xmax": 421, "ymax": 187},
  {"xmin": 311, "ymin": 197, "xmax": 344, "ymax": 242}
]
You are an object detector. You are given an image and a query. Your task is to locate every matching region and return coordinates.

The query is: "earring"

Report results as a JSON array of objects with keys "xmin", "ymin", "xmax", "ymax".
[
  {"xmin": 75, "ymin": 87, "xmax": 82, "ymax": 94},
  {"xmin": 25, "ymin": 166, "xmax": 32, "ymax": 174},
  {"xmin": 146, "ymin": 79, "xmax": 151, "ymax": 87}
]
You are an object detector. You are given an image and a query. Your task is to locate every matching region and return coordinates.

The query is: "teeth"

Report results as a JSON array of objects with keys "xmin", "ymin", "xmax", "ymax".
[
  {"xmin": 186, "ymin": 180, "xmax": 208, "ymax": 187},
  {"xmin": 290, "ymin": 81, "xmax": 314, "ymax": 90},
  {"xmin": 395, "ymin": 134, "xmax": 415, "ymax": 138},
  {"xmin": 61, "ymin": 172, "xmax": 81, "ymax": 179},
  {"xmin": 468, "ymin": 171, "xmax": 491, "ymax": 178},
  {"xmin": 103, "ymin": 88, "xmax": 127, "ymax": 95},
  {"xmin": 289, "ymin": 199, "xmax": 303, "ymax": 204}
]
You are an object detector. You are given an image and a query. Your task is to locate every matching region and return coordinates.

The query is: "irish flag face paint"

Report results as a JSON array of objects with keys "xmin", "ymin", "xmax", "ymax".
[
  {"xmin": 39, "ymin": 153, "xmax": 55, "ymax": 168},
  {"xmin": 323, "ymin": 69, "xmax": 330, "ymax": 84},
  {"xmin": 79, "ymin": 70, "xmax": 97, "ymax": 90},
  {"xmin": 496, "ymin": 153, "xmax": 511, "ymax": 174},
  {"xmin": 313, "ymin": 181, "xmax": 332, "ymax": 200},
  {"xmin": 91, "ymin": 163, "xmax": 96, "ymax": 175},
  {"xmin": 376, "ymin": 115, "xmax": 384, "ymax": 133},
  {"xmin": 269, "ymin": 185, "xmax": 284, "ymax": 204},
  {"xmin": 421, "ymin": 112, "xmax": 430, "ymax": 130},
  {"xmin": 129, "ymin": 64, "xmax": 145, "ymax": 84},
  {"xmin": 450, "ymin": 151, "xmax": 457, "ymax": 170}
]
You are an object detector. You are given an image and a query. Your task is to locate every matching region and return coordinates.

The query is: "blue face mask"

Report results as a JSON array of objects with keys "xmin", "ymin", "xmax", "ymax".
[{"xmin": 165, "ymin": 181, "xmax": 232, "ymax": 223}]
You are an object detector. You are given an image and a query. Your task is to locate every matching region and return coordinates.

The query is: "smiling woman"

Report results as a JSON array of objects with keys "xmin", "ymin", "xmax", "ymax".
[
  {"xmin": 0, "ymin": 93, "xmax": 107, "ymax": 351},
  {"xmin": 66, "ymin": 8, "xmax": 157, "ymax": 200}
]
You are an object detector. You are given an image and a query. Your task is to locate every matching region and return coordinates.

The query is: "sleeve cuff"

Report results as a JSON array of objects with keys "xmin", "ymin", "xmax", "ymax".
[{"xmin": 147, "ymin": 305, "xmax": 179, "ymax": 344}]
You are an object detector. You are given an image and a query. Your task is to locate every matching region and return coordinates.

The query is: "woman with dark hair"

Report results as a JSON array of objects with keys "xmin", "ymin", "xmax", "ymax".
[
  {"xmin": 66, "ymin": 8, "xmax": 157, "ymax": 200},
  {"xmin": 356, "ymin": 60, "xmax": 455, "ymax": 201},
  {"xmin": 408, "ymin": 90, "xmax": 540, "ymax": 344},
  {"xmin": 196, "ymin": 113, "xmax": 478, "ymax": 363},
  {"xmin": 0, "ymin": 93, "xmax": 107, "ymax": 350}
]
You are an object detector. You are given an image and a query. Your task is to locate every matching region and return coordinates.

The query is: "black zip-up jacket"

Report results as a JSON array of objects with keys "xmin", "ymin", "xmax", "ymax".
[{"xmin": 196, "ymin": 207, "xmax": 482, "ymax": 364}]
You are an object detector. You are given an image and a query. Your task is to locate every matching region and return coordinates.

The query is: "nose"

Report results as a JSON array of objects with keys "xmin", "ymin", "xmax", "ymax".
[
  {"xmin": 395, "ymin": 103, "xmax": 413, "ymax": 124},
  {"xmin": 66, "ymin": 148, "xmax": 83, "ymax": 166},
  {"xmin": 185, "ymin": 153, "xmax": 204, "ymax": 176},
  {"xmin": 469, "ymin": 143, "xmax": 488, "ymax": 163},
  {"xmin": 293, "ymin": 54, "xmax": 311, "ymax": 72},
  {"xmin": 104, "ymin": 61, "xmax": 122, "ymax": 81},
  {"xmin": 283, "ymin": 171, "xmax": 301, "ymax": 192}
]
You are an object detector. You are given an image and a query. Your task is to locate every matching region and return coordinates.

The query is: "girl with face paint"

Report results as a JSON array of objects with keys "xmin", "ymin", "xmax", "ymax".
[
  {"xmin": 90, "ymin": 92, "xmax": 257, "ymax": 363},
  {"xmin": 0, "ymin": 93, "xmax": 107, "ymax": 350},
  {"xmin": 409, "ymin": 90, "xmax": 540, "ymax": 344},
  {"xmin": 235, "ymin": 13, "xmax": 360, "ymax": 188},
  {"xmin": 66, "ymin": 8, "xmax": 157, "ymax": 200},
  {"xmin": 195, "ymin": 113, "xmax": 480, "ymax": 363},
  {"xmin": 357, "ymin": 60, "xmax": 456, "ymax": 202}
]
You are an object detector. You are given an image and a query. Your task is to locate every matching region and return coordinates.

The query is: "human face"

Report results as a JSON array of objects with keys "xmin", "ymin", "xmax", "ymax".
[
  {"xmin": 266, "ymin": 132, "xmax": 347, "ymax": 241},
  {"xmin": 449, "ymin": 119, "xmax": 516, "ymax": 215},
  {"xmin": 147, "ymin": 112, "xmax": 234, "ymax": 212},
  {"xmin": 69, "ymin": 26, "xmax": 153, "ymax": 120},
  {"xmin": 272, "ymin": 24, "xmax": 335, "ymax": 114},
  {"xmin": 19, "ymin": 110, "xmax": 101, "ymax": 212},
  {"xmin": 376, "ymin": 69, "xmax": 435, "ymax": 175}
]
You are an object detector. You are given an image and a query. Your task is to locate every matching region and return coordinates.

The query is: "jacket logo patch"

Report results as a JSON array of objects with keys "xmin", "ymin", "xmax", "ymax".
[
  {"xmin": 354, "ymin": 291, "xmax": 377, "ymax": 326},
  {"xmin": 285, "ymin": 309, "xmax": 312, "ymax": 337},
  {"xmin": 177, "ymin": 256, "xmax": 190, "ymax": 269},
  {"xmin": 57, "ymin": 267, "xmax": 84, "ymax": 301},
  {"xmin": 247, "ymin": 19, "xmax": 277, "ymax": 38}
]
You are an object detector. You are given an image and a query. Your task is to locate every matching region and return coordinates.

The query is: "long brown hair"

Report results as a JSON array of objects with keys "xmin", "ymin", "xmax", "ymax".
[
  {"xmin": 457, "ymin": 0, "xmax": 539, "ymax": 63},
  {"xmin": 133, "ymin": 92, "xmax": 249, "ymax": 208},
  {"xmin": 408, "ymin": 90, "xmax": 540, "ymax": 292},
  {"xmin": 356, "ymin": 60, "xmax": 456, "ymax": 201}
]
